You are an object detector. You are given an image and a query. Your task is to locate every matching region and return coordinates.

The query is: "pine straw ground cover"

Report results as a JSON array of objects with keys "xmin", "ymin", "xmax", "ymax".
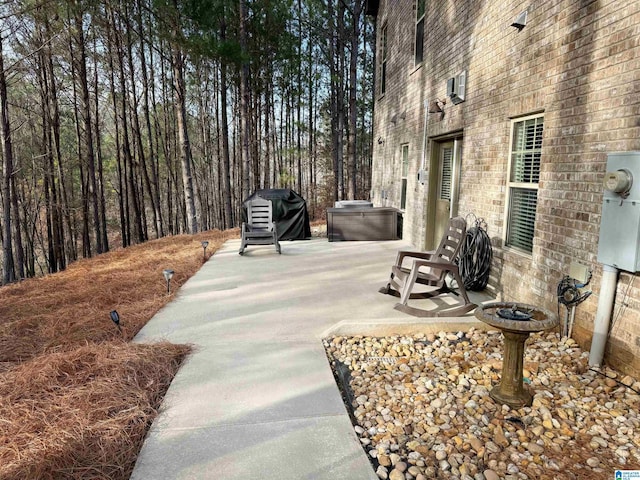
[{"xmin": 0, "ymin": 230, "xmax": 236, "ymax": 479}]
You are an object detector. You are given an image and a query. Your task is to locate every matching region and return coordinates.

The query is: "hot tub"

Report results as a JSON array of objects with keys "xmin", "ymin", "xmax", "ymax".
[
  {"xmin": 333, "ymin": 200, "xmax": 374, "ymax": 208},
  {"xmin": 327, "ymin": 207, "xmax": 401, "ymax": 241}
]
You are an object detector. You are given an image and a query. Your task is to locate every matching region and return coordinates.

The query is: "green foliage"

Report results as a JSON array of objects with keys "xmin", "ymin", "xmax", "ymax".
[{"xmin": 278, "ymin": 170, "xmax": 296, "ymax": 188}]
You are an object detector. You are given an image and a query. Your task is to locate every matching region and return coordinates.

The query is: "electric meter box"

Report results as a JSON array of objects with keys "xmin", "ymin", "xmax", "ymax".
[{"xmin": 597, "ymin": 151, "xmax": 640, "ymax": 272}]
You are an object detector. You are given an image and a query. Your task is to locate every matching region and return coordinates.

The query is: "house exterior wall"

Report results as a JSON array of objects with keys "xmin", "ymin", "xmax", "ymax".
[{"xmin": 370, "ymin": 0, "xmax": 640, "ymax": 375}]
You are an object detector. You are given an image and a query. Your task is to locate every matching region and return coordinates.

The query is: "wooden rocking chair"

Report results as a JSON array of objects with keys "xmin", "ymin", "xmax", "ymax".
[
  {"xmin": 379, "ymin": 216, "xmax": 476, "ymax": 317},
  {"xmin": 239, "ymin": 197, "xmax": 281, "ymax": 255}
]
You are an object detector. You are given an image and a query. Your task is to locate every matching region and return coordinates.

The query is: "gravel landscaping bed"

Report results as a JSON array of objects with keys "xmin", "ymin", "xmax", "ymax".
[{"xmin": 324, "ymin": 329, "xmax": 640, "ymax": 480}]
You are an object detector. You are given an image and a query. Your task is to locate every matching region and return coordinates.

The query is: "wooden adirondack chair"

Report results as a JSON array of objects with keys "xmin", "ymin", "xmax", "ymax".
[
  {"xmin": 239, "ymin": 197, "xmax": 281, "ymax": 255},
  {"xmin": 379, "ymin": 216, "xmax": 476, "ymax": 317}
]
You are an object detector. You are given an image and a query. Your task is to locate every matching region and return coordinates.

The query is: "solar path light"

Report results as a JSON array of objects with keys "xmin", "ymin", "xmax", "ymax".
[
  {"xmin": 201, "ymin": 241, "xmax": 209, "ymax": 260},
  {"xmin": 110, "ymin": 310, "xmax": 122, "ymax": 333},
  {"xmin": 163, "ymin": 269, "xmax": 175, "ymax": 294}
]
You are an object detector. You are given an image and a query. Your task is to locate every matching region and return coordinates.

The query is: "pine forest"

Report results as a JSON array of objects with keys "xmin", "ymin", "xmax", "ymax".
[{"xmin": 0, "ymin": 0, "xmax": 375, "ymax": 283}]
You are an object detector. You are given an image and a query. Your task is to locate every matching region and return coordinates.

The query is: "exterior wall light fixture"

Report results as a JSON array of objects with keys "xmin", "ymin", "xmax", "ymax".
[
  {"xmin": 428, "ymin": 99, "xmax": 447, "ymax": 113},
  {"xmin": 511, "ymin": 10, "xmax": 527, "ymax": 30}
]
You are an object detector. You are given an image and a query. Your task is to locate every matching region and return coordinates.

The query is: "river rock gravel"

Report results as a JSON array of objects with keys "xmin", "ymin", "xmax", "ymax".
[{"xmin": 324, "ymin": 329, "xmax": 640, "ymax": 480}]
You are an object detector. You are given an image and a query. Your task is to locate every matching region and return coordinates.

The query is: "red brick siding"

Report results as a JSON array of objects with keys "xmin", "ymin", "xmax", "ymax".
[{"xmin": 371, "ymin": 0, "xmax": 640, "ymax": 375}]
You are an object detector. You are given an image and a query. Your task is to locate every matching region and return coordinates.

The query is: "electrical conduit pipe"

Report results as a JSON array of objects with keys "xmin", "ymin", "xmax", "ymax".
[
  {"xmin": 588, "ymin": 264, "xmax": 619, "ymax": 367},
  {"xmin": 419, "ymin": 99, "xmax": 429, "ymax": 175}
]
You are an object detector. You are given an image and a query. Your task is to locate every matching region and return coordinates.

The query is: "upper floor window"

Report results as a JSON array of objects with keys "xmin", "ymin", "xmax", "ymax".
[
  {"xmin": 505, "ymin": 115, "xmax": 544, "ymax": 253},
  {"xmin": 415, "ymin": 0, "xmax": 425, "ymax": 65},
  {"xmin": 380, "ymin": 24, "xmax": 388, "ymax": 95}
]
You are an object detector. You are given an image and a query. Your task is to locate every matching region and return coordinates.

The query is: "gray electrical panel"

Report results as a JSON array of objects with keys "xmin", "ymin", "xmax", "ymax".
[{"xmin": 597, "ymin": 151, "xmax": 640, "ymax": 272}]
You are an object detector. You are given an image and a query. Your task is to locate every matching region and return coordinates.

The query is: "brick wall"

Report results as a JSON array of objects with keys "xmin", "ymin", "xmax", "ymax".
[{"xmin": 371, "ymin": 0, "xmax": 640, "ymax": 376}]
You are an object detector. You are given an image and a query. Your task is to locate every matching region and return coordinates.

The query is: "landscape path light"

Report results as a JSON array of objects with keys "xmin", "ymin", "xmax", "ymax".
[
  {"xmin": 201, "ymin": 240, "xmax": 209, "ymax": 260},
  {"xmin": 163, "ymin": 269, "xmax": 175, "ymax": 294},
  {"xmin": 110, "ymin": 310, "xmax": 122, "ymax": 333}
]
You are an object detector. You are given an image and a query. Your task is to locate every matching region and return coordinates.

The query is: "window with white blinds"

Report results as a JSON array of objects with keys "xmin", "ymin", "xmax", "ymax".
[
  {"xmin": 511, "ymin": 117, "xmax": 543, "ymax": 183},
  {"xmin": 415, "ymin": 0, "xmax": 425, "ymax": 65},
  {"xmin": 508, "ymin": 188, "xmax": 537, "ymax": 252},
  {"xmin": 439, "ymin": 146, "xmax": 452, "ymax": 201},
  {"xmin": 505, "ymin": 115, "xmax": 543, "ymax": 253}
]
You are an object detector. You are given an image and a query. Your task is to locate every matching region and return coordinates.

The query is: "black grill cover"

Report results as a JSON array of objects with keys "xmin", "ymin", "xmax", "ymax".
[{"xmin": 243, "ymin": 189, "xmax": 311, "ymax": 241}]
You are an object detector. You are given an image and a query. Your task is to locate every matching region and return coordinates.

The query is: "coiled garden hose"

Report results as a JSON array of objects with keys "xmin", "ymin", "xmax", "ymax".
[{"xmin": 459, "ymin": 216, "xmax": 493, "ymax": 291}]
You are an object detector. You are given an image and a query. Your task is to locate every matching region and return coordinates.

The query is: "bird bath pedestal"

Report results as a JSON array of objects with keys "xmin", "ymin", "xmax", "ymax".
[{"xmin": 475, "ymin": 302, "xmax": 558, "ymax": 408}]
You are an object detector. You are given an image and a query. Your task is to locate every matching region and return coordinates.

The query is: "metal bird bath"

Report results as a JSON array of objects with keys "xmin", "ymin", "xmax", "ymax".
[{"xmin": 475, "ymin": 302, "xmax": 558, "ymax": 408}]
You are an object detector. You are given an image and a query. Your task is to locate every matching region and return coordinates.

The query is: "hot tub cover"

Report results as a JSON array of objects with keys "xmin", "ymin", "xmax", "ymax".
[{"xmin": 243, "ymin": 189, "xmax": 311, "ymax": 241}]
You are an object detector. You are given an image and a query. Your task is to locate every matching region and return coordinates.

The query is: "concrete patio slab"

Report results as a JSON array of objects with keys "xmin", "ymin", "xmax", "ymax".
[
  {"xmin": 146, "ymin": 341, "xmax": 346, "ymax": 430},
  {"xmin": 131, "ymin": 238, "xmax": 492, "ymax": 480},
  {"xmin": 133, "ymin": 416, "xmax": 374, "ymax": 480}
]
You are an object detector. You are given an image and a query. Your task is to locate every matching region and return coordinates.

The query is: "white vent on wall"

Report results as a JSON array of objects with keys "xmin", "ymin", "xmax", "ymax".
[
  {"xmin": 456, "ymin": 71, "xmax": 466, "ymax": 103},
  {"xmin": 448, "ymin": 71, "xmax": 466, "ymax": 105},
  {"xmin": 446, "ymin": 77, "xmax": 455, "ymax": 98}
]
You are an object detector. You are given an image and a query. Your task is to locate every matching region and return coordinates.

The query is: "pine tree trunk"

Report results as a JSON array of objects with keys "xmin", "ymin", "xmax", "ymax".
[
  {"xmin": 239, "ymin": 0, "xmax": 251, "ymax": 200},
  {"xmin": 219, "ymin": 20, "xmax": 234, "ymax": 228},
  {"xmin": 308, "ymin": 43, "xmax": 315, "ymax": 218},
  {"xmin": 336, "ymin": 0, "xmax": 346, "ymax": 201},
  {"xmin": 172, "ymin": 45, "xmax": 199, "ymax": 234},
  {"xmin": 141, "ymin": 0, "xmax": 165, "ymax": 237},
  {"xmin": 264, "ymin": 82, "xmax": 271, "ymax": 190},
  {"xmin": 106, "ymin": 13, "xmax": 129, "ymax": 248},
  {"xmin": 44, "ymin": 12, "xmax": 71, "ymax": 265},
  {"xmin": 296, "ymin": 0, "xmax": 303, "ymax": 193},
  {"xmin": 10, "ymin": 174, "xmax": 25, "ymax": 278},
  {"xmin": 93, "ymin": 31, "xmax": 109, "ymax": 252},
  {"xmin": 109, "ymin": 4, "xmax": 144, "ymax": 243},
  {"xmin": 0, "ymin": 33, "xmax": 16, "ymax": 283},
  {"xmin": 347, "ymin": 0, "xmax": 362, "ymax": 200},
  {"xmin": 36, "ymin": 17, "xmax": 61, "ymax": 273},
  {"xmin": 73, "ymin": 6, "xmax": 103, "ymax": 254},
  {"xmin": 126, "ymin": 1, "xmax": 157, "ymax": 240},
  {"xmin": 68, "ymin": 25, "xmax": 92, "ymax": 259},
  {"xmin": 327, "ymin": 0, "xmax": 339, "ymax": 202}
]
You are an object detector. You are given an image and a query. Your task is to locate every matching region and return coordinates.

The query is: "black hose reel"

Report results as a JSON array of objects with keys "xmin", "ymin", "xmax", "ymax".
[
  {"xmin": 459, "ymin": 215, "xmax": 493, "ymax": 291},
  {"xmin": 557, "ymin": 274, "xmax": 592, "ymax": 338},
  {"xmin": 557, "ymin": 275, "xmax": 592, "ymax": 308}
]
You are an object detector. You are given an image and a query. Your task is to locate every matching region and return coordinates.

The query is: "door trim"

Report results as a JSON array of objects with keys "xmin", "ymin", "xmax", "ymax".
[{"xmin": 427, "ymin": 134, "xmax": 463, "ymax": 249}]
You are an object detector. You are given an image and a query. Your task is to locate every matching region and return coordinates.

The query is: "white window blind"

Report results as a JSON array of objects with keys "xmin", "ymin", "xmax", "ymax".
[
  {"xmin": 439, "ymin": 147, "xmax": 452, "ymax": 201},
  {"xmin": 505, "ymin": 115, "xmax": 543, "ymax": 253},
  {"xmin": 415, "ymin": 0, "xmax": 425, "ymax": 65},
  {"xmin": 508, "ymin": 188, "xmax": 537, "ymax": 252},
  {"xmin": 511, "ymin": 117, "xmax": 543, "ymax": 183}
]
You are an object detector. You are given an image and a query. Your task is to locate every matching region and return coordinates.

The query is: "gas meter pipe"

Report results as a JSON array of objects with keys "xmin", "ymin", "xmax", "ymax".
[{"xmin": 588, "ymin": 264, "xmax": 619, "ymax": 367}]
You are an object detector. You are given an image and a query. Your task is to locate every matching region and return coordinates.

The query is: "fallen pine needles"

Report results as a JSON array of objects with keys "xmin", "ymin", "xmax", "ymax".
[{"xmin": 0, "ymin": 229, "xmax": 237, "ymax": 479}]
